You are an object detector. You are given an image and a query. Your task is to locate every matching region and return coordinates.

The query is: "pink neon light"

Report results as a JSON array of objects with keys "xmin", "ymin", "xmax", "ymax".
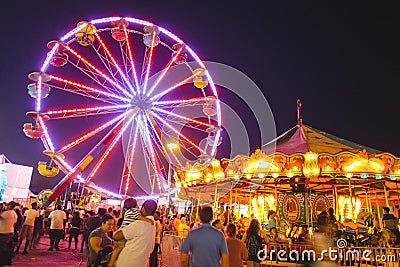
[
  {"xmin": 150, "ymin": 111, "xmax": 205, "ymax": 154},
  {"xmin": 60, "ymin": 113, "xmax": 127, "ymax": 152},
  {"xmin": 38, "ymin": 115, "xmax": 55, "ymax": 151},
  {"xmin": 123, "ymin": 24, "xmax": 140, "ymax": 91},
  {"xmin": 44, "ymin": 104, "xmax": 129, "ymax": 116},
  {"xmin": 124, "ymin": 124, "xmax": 139, "ymax": 195},
  {"xmin": 41, "ymin": 43, "xmax": 59, "ymax": 72},
  {"xmin": 152, "ymin": 107, "xmax": 215, "ymax": 128},
  {"xmin": 49, "ymin": 74, "xmax": 130, "ymax": 102},
  {"xmin": 90, "ymin": 17, "xmax": 122, "ymax": 25},
  {"xmin": 146, "ymin": 46, "xmax": 183, "ymax": 97},
  {"xmin": 150, "ymin": 73, "xmax": 197, "ymax": 101},
  {"xmin": 94, "ymin": 32, "xmax": 136, "ymax": 95},
  {"xmin": 35, "ymin": 76, "xmax": 42, "ymax": 111},
  {"xmin": 61, "ymin": 23, "xmax": 89, "ymax": 42},
  {"xmin": 142, "ymin": 31, "xmax": 157, "ymax": 95},
  {"xmin": 153, "ymin": 97, "xmax": 214, "ymax": 106},
  {"xmin": 65, "ymin": 46, "xmax": 133, "ymax": 98}
]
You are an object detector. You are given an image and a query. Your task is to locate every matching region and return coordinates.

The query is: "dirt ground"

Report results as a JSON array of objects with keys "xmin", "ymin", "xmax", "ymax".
[{"xmin": 11, "ymin": 234, "xmax": 87, "ymax": 267}]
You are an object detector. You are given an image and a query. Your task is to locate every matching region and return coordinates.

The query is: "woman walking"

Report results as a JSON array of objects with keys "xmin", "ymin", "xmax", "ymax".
[{"xmin": 242, "ymin": 219, "xmax": 269, "ymax": 267}]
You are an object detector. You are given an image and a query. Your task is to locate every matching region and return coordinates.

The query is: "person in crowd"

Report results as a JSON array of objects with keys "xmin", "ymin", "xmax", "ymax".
[
  {"xmin": 80, "ymin": 212, "xmax": 90, "ymax": 253},
  {"xmin": 68, "ymin": 211, "xmax": 83, "ymax": 250},
  {"xmin": 15, "ymin": 202, "xmax": 39, "ymax": 254},
  {"xmin": 87, "ymin": 214, "xmax": 115, "ymax": 267},
  {"xmin": 173, "ymin": 214, "xmax": 181, "ymax": 232},
  {"xmin": 149, "ymin": 211, "xmax": 162, "ymax": 267},
  {"xmin": 225, "ymin": 223, "xmax": 248, "ymax": 267},
  {"xmin": 109, "ymin": 198, "xmax": 152, "ymax": 266},
  {"xmin": 242, "ymin": 219, "xmax": 269, "ymax": 267},
  {"xmin": 317, "ymin": 210, "xmax": 328, "ymax": 233},
  {"xmin": 327, "ymin": 207, "xmax": 338, "ymax": 238},
  {"xmin": 178, "ymin": 217, "xmax": 190, "ymax": 237},
  {"xmin": 180, "ymin": 206, "xmax": 229, "ymax": 267},
  {"xmin": 32, "ymin": 209, "xmax": 45, "ymax": 249},
  {"xmin": 212, "ymin": 219, "xmax": 224, "ymax": 232},
  {"xmin": 267, "ymin": 210, "xmax": 278, "ymax": 242},
  {"xmin": 83, "ymin": 208, "xmax": 107, "ymax": 254},
  {"xmin": 13, "ymin": 206, "xmax": 24, "ymax": 246},
  {"xmin": 162, "ymin": 217, "xmax": 173, "ymax": 232},
  {"xmin": 0, "ymin": 201, "xmax": 18, "ymax": 266},
  {"xmin": 113, "ymin": 199, "xmax": 157, "ymax": 267},
  {"xmin": 48, "ymin": 204, "xmax": 67, "ymax": 251},
  {"xmin": 382, "ymin": 206, "xmax": 400, "ymax": 245}
]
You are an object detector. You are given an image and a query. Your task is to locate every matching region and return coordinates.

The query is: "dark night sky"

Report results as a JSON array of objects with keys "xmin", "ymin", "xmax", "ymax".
[{"xmin": 0, "ymin": 1, "xmax": 399, "ymax": 193}]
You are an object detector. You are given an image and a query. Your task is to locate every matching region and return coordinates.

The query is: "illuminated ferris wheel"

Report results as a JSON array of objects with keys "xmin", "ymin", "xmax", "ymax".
[{"xmin": 24, "ymin": 17, "xmax": 222, "ymax": 201}]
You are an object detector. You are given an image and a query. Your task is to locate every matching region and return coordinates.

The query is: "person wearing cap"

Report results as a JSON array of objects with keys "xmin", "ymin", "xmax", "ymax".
[
  {"xmin": 113, "ymin": 199, "xmax": 157, "ymax": 267},
  {"xmin": 0, "ymin": 201, "xmax": 18, "ymax": 266}
]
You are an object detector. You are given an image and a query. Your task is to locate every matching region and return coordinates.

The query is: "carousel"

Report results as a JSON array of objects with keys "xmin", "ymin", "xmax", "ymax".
[{"xmin": 174, "ymin": 101, "xmax": 400, "ymax": 247}]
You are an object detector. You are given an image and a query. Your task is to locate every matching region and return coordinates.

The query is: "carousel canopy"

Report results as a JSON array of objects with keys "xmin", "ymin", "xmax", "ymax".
[{"xmin": 175, "ymin": 100, "xmax": 400, "ymax": 206}]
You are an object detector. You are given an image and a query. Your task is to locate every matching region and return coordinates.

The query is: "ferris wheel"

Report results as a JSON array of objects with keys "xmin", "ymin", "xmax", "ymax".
[{"xmin": 24, "ymin": 17, "xmax": 222, "ymax": 203}]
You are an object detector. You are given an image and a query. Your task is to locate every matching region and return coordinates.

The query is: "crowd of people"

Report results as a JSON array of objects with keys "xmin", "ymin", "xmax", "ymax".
[
  {"xmin": 3, "ymin": 197, "xmax": 399, "ymax": 267},
  {"xmin": 0, "ymin": 198, "xmax": 280, "ymax": 267}
]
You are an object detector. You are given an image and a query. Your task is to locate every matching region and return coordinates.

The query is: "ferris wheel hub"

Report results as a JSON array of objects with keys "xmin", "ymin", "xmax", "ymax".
[{"xmin": 131, "ymin": 94, "xmax": 152, "ymax": 110}]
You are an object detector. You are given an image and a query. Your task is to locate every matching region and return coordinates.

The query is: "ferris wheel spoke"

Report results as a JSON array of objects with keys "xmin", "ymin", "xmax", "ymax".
[
  {"xmin": 122, "ymin": 24, "xmax": 141, "ymax": 91},
  {"xmin": 65, "ymin": 45, "xmax": 133, "ymax": 98},
  {"xmin": 141, "ymin": 31, "xmax": 157, "ymax": 95},
  {"xmin": 151, "ymin": 106, "xmax": 216, "ymax": 129},
  {"xmin": 59, "ymin": 112, "xmax": 128, "ymax": 153},
  {"xmin": 139, "ymin": 117, "xmax": 163, "ymax": 193},
  {"xmin": 149, "ymin": 73, "xmax": 198, "ymax": 101},
  {"xmin": 144, "ymin": 112, "xmax": 173, "ymax": 163},
  {"xmin": 93, "ymin": 32, "xmax": 136, "ymax": 95},
  {"xmin": 85, "ymin": 111, "xmax": 138, "ymax": 183},
  {"xmin": 42, "ymin": 104, "xmax": 130, "ymax": 119},
  {"xmin": 146, "ymin": 46, "xmax": 184, "ymax": 97},
  {"xmin": 150, "ymin": 111, "xmax": 206, "ymax": 154},
  {"xmin": 153, "ymin": 96, "xmax": 214, "ymax": 107},
  {"xmin": 48, "ymin": 74, "xmax": 131, "ymax": 102},
  {"xmin": 122, "ymin": 122, "xmax": 140, "ymax": 196}
]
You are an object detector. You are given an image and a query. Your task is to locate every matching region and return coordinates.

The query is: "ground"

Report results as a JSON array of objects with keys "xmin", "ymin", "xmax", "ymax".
[{"xmin": 11, "ymin": 234, "xmax": 87, "ymax": 267}]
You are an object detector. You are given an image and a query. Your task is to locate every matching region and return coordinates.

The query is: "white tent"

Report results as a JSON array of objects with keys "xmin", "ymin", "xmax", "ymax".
[{"xmin": 0, "ymin": 155, "xmax": 33, "ymax": 202}]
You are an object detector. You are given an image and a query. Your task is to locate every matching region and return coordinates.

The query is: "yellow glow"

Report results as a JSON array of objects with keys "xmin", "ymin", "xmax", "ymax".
[
  {"xmin": 345, "ymin": 173, "xmax": 352, "ymax": 178},
  {"xmin": 167, "ymin": 142, "xmax": 178, "ymax": 150},
  {"xmin": 293, "ymin": 166, "xmax": 299, "ymax": 171},
  {"xmin": 244, "ymin": 159, "xmax": 280, "ymax": 173},
  {"xmin": 246, "ymin": 174, "xmax": 252, "ymax": 179},
  {"xmin": 287, "ymin": 172, "xmax": 294, "ymax": 178},
  {"xmin": 338, "ymin": 196, "xmax": 361, "ymax": 222},
  {"xmin": 211, "ymin": 159, "xmax": 220, "ymax": 167},
  {"xmin": 344, "ymin": 159, "xmax": 385, "ymax": 173},
  {"xmin": 272, "ymin": 173, "xmax": 279, "ymax": 178}
]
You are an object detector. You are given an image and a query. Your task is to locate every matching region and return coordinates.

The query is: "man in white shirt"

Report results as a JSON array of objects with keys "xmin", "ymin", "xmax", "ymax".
[
  {"xmin": 114, "ymin": 199, "xmax": 157, "ymax": 267},
  {"xmin": 48, "ymin": 204, "xmax": 67, "ymax": 251},
  {"xmin": 0, "ymin": 201, "xmax": 18, "ymax": 266},
  {"xmin": 15, "ymin": 202, "xmax": 39, "ymax": 254}
]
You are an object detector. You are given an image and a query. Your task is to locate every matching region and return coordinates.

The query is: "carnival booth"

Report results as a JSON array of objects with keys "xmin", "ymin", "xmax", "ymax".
[
  {"xmin": 174, "ymin": 101, "xmax": 400, "ymax": 246},
  {"xmin": 0, "ymin": 155, "xmax": 34, "ymax": 203}
]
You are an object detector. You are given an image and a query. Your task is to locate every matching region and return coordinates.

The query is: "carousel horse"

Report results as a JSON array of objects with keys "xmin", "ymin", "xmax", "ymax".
[
  {"xmin": 338, "ymin": 219, "xmax": 375, "ymax": 246},
  {"xmin": 378, "ymin": 229, "xmax": 397, "ymax": 247}
]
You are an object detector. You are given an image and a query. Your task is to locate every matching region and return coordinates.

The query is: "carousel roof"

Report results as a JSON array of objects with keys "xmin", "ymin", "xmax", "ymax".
[
  {"xmin": 262, "ymin": 124, "xmax": 381, "ymax": 155},
  {"xmin": 175, "ymin": 100, "xmax": 400, "ymax": 205}
]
